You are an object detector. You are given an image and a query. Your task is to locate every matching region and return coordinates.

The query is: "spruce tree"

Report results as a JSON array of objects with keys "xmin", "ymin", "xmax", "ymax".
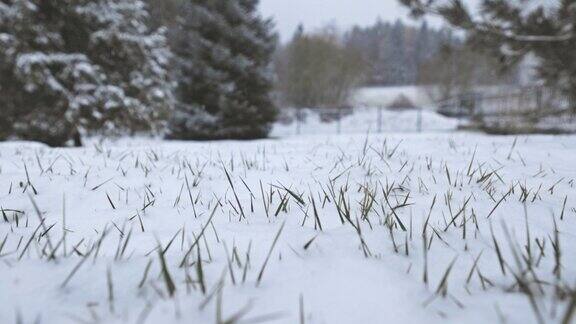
[
  {"xmin": 414, "ymin": 22, "xmax": 431, "ymax": 64},
  {"xmin": 0, "ymin": 0, "xmax": 173, "ymax": 146},
  {"xmin": 344, "ymin": 19, "xmax": 453, "ymax": 85},
  {"xmin": 385, "ymin": 20, "xmax": 411, "ymax": 84},
  {"xmin": 167, "ymin": 0, "xmax": 278, "ymax": 140}
]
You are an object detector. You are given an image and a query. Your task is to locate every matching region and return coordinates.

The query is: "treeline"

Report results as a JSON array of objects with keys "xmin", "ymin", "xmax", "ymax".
[
  {"xmin": 273, "ymin": 21, "xmax": 452, "ymax": 110},
  {"xmin": 273, "ymin": 19, "xmax": 515, "ymax": 109},
  {"xmin": 345, "ymin": 20, "xmax": 455, "ymax": 86},
  {"xmin": 343, "ymin": 18, "xmax": 518, "ymax": 95},
  {"xmin": 0, "ymin": 0, "xmax": 277, "ymax": 146}
]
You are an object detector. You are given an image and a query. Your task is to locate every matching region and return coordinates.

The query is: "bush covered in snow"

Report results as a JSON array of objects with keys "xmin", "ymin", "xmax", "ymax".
[{"xmin": 0, "ymin": 0, "xmax": 173, "ymax": 146}]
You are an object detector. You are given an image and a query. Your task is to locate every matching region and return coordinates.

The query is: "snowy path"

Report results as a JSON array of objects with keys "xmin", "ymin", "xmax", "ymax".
[{"xmin": 0, "ymin": 133, "xmax": 575, "ymax": 324}]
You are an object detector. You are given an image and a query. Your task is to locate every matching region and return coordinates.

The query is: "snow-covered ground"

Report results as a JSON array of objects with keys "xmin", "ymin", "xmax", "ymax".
[
  {"xmin": 271, "ymin": 107, "xmax": 458, "ymax": 137},
  {"xmin": 351, "ymin": 86, "xmax": 432, "ymax": 108},
  {"xmin": 271, "ymin": 86, "xmax": 453, "ymax": 137},
  {"xmin": 1, "ymin": 132, "xmax": 575, "ymax": 324}
]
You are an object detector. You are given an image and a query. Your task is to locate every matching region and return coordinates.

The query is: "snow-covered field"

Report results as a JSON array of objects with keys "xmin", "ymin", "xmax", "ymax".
[
  {"xmin": 1, "ymin": 132, "xmax": 576, "ymax": 324},
  {"xmin": 271, "ymin": 86, "xmax": 454, "ymax": 137},
  {"xmin": 271, "ymin": 107, "xmax": 458, "ymax": 137},
  {"xmin": 351, "ymin": 86, "xmax": 431, "ymax": 108}
]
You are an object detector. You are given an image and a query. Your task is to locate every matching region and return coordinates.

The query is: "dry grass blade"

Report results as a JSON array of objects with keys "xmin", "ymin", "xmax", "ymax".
[
  {"xmin": 435, "ymin": 257, "xmax": 458, "ymax": 297},
  {"xmin": 106, "ymin": 192, "xmax": 116, "ymax": 209},
  {"xmin": 196, "ymin": 243, "xmax": 206, "ymax": 295},
  {"xmin": 61, "ymin": 246, "xmax": 95, "ymax": 288},
  {"xmin": 179, "ymin": 204, "xmax": 219, "ymax": 267},
  {"xmin": 256, "ymin": 221, "xmax": 286, "ymax": 286},
  {"xmin": 222, "ymin": 165, "xmax": 246, "ymax": 220},
  {"xmin": 487, "ymin": 188, "xmax": 512, "ymax": 219},
  {"xmin": 303, "ymin": 235, "xmax": 317, "ymax": 250},
  {"xmin": 157, "ymin": 242, "xmax": 176, "ymax": 297},
  {"xmin": 562, "ymin": 291, "xmax": 576, "ymax": 324},
  {"xmin": 28, "ymin": 195, "xmax": 55, "ymax": 253}
]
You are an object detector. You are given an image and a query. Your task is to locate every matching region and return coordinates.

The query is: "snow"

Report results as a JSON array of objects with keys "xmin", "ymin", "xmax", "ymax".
[
  {"xmin": 272, "ymin": 86, "xmax": 456, "ymax": 137},
  {"xmin": 351, "ymin": 86, "xmax": 433, "ymax": 108},
  {"xmin": 1, "ymin": 131, "xmax": 575, "ymax": 324},
  {"xmin": 272, "ymin": 107, "xmax": 458, "ymax": 137}
]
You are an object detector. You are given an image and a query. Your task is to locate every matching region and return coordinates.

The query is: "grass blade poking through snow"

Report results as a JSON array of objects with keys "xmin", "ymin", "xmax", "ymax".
[
  {"xmin": 196, "ymin": 243, "xmax": 206, "ymax": 295},
  {"xmin": 179, "ymin": 204, "xmax": 219, "ymax": 267},
  {"xmin": 157, "ymin": 241, "xmax": 176, "ymax": 297},
  {"xmin": 435, "ymin": 257, "xmax": 458, "ymax": 297},
  {"xmin": 562, "ymin": 291, "xmax": 576, "ymax": 324},
  {"xmin": 257, "ymin": 221, "xmax": 286, "ymax": 286},
  {"xmin": 222, "ymin": 164, "xmax": 246, "ymax": 221}
]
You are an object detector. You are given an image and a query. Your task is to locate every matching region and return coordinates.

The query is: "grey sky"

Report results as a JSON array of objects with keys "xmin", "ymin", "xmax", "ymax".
[{"xmin": 258, "ymin": 0, "xmax": 438, "ymax": 42}]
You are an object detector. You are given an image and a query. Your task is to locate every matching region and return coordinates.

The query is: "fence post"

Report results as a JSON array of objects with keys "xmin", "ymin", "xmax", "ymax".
[
  {"xmin": 536, "ymin": 87, "xmax": 543, "ymax": 109},
  {"xmin": 571, "ymin": 94, "xmax": 576, "ymax": 122},
  {"xmin": 568, "ymin": 93, "xmax": 575, "ymax": 122},
  {"xmin": 417, "ymin": 106, "xmax": 423, "ymax": 133},
  {"xmin": 296, "ymin": 108, "xmax": 301, "ymax": 135},
  {"xmin": 337, "ymin": 106, "xmax": 342, "ymax": 135},
  {"xmin": 457, "ymin": 96, "xmax": 464, "ymax": 128},
  {"xmin": 378, "ymin": 105, "xmax": 383, "ymax": 133}
]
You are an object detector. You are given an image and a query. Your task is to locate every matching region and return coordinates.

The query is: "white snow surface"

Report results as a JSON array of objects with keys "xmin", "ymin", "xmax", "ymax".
[
  {"xmin": 271, "ymin": 106, "xmax": 458, "ymax": 137},
  {"xmin": 1, "ymin": 132, "xmax": 575, "ymax": 324},
  {"xmin": 351, "ymin": 86, "xmax": 432, "ymax": 108}
]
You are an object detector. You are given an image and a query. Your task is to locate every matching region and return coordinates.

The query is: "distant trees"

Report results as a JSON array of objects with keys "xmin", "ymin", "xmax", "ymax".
[
  {"xmin": 166, "ymin": 0, "xmax": 278, "ymax": 140},
  {"xmin": 344, "ymin": 19, "xmax": 454, "ymax": 86},
  {"xmin": 418, "ymin": 43, "xmax": 518, "ymax": 102},
  {"xmin": 273, "ymin": 20, "xmax": 462, "ymax": 109},
  {"xmin": 0, "ymin": 0, "xmax": 173, "ymax": 147},
  {"xmin": 275, "ymin": 27, "xmax": 366, "ymax": 108},
  {"xmin": 400, "ymin": 0, "xmax": 576, "ymax": 107}
]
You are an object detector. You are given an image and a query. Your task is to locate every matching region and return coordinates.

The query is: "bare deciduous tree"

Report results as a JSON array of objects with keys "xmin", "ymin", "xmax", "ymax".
[{"xmin": 275, "ymin": 27, "xmax": 367, "ymax": 109}]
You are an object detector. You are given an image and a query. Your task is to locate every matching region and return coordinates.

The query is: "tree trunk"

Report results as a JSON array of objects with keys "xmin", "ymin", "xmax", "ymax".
[{"xmin": 73, "ymin": 129, "xmax": 82, "ymax": 147}]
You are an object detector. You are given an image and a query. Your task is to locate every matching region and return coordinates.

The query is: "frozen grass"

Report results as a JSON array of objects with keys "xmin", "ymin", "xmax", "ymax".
[{"xmin": 0, "ymin": 132, "xmax": 575, "ymax": 324}]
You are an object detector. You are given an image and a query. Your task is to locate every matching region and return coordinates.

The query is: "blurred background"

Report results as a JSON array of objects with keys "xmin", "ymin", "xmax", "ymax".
[{"xmin": 0, "ymin": 0, "xmax": 574, "ymax": 146}]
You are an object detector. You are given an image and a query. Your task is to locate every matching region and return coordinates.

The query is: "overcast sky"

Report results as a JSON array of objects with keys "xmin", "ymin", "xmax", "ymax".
[{"xmin": 258, "ymin": 0, "xmax": 436, "ymax": 42}]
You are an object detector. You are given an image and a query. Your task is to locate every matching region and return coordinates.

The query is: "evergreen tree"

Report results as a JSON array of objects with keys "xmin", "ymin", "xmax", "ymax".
[
  {"xmin": 0, "ymin": 0, "xmax": 173, "ymax": 146},
  {"xmin": 414, "ymin": 22, "xmax": 431, "ymax": 64},
  {"xmin": 401, "ymin": 0, "xmax": 576, "ymax": 107},
  {"xmin": 145, "ymin": 0, "xmax": 184, "ymax": 30},
  {"xmin": 385, "ymin": 20, "xmax": 411, "ymax": 84},
  {"xmin": 344, "ymin": 19, "xmax": 453, "ymax": 86},
  {"xmin": 167, "ymin": 0, "xmax": 278, "ymax": 140}
]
